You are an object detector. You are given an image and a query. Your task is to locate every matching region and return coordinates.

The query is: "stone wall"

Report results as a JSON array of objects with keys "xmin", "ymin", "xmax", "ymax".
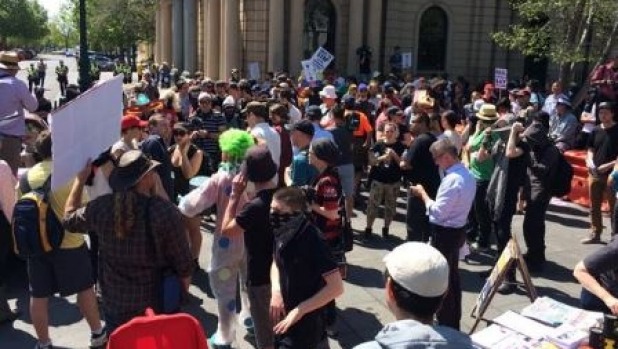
[{"xmin": 241, "ymin": 0, "xmax": 269, "ymax": 78}]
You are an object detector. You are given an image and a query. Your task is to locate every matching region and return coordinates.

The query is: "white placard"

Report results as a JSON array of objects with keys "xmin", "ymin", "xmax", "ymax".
[
  {"xmin": 50, "ymin": 75, "xmax": 124, "ymax": 190},
  {"xmin": 247, "ymin": 62, "xmax": 260, "ymax": 81},
  {"xmin": 494, "ymin": 68, "xmax": 508, "ymax": 90},
  {"xmin": 401, "ymin": 52, "xmax": 413, "ymax": 69},
  {"xmin": 301, "ymin": 59, "xmax": 318, "ymax": 82},
  {"xmin": 310, "ymin": 47, "xmax": 334, "ymax": 71}
]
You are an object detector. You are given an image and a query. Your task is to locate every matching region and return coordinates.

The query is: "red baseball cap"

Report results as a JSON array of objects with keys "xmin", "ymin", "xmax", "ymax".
[{"xmin": 121, "ymin": 115, "xmax": 147, "ymax": 131}]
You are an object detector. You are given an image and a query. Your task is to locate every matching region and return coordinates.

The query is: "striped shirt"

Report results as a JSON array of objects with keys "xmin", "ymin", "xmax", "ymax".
[{"xmin": 188, "ymin": 110, "xmax": 227, "ymax": 155}]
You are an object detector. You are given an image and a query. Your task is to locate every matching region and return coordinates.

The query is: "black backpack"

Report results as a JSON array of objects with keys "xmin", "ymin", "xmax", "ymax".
[{"xmin": 550, "ymin": 149, "xmax": 574, "ymax": 197}]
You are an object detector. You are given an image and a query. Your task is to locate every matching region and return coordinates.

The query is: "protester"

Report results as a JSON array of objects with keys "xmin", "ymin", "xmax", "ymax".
[
  {"xmin": 22, "ymin": 131, "xmax": 106, "ymax": 349},
  {"xmin": 365, "ymin": 122, "xmax": 405, "ymax": 238},
  {"xmin": 354, "ymin": 242, "xmax": 474, "ymax": 348},
  {"xmin": 286, "ymin": 120, "xmax": 318, "ymax": 186},
  {"xmin": 246, "ymin": 101, "xmax": 281, "ymax": 184},
  {"xmin": 467, "ymin": 104, "xmax": 500, "ymax": 252},
  {"xmin": 63, "ymin": 150, "xmax": 193, "ymax": 335},
  {"xmin": 409, "ymin": 138, "xmax": 476, "ymax": 330},
  {"xmin": 548, "ymin": 97, "xmax": 579, "ymax": 152},
  {"xmin": 307, "ymin": 138, "xmax": 345, "ymax": 334},
  {"xmin": 269, "ymin": 103, "xmax": 293, "ymax": 188},
  {"xmin": 189, "ymin": 92, "xmax": 227, "ymax": 172},
  {"xmin": 574, "ymin": 237, "xmax": 618, "ymax": 314},
  {"xmin": 0, "ymin": 51, "xmax": 38, "ymax": 174},
  {"xmin": 328, "ymin": 104, "xmax": 356, "ymax": 219},
  {"xmin": 169, "ymin": 122, "xmax": 204, "ymax": 200},
  {"xmin": 222, "ymin": 145, "xmax": 278, "ymax": 349},
  {"xmin": 111, "ymin": 115, "xmax": 147, "ymax": 160},
  {"xmin": 141, "ymin": 113, "xmax": 174, "ymax": 200},
  {"xmin": 542, "ymin": 81, "xmax": 568, "ymax": 116},
  {"xmin": 179, "ymin": 129, "xmax": 255, "ymax": 348},
  {"xmin": 401, "ymin": 112, "xmax": 440, "ymax": 242},
  {"xmin": 582, "ymin": 102, "xmax": 618, "ymax": 244},
  {"xmin": 521, "ymin": 112, "xmax": 560, "ymax": 272},
  {"xmin": 306, "ymin": 105, "xmax": 334, "ymax": 143},
  {"xmin": 269, "ymin": 187, "xmax": 344, "ymax": 348},
  {"xmin": 0, "ymin": 160, "xmax": 17, "ymax": 324}
]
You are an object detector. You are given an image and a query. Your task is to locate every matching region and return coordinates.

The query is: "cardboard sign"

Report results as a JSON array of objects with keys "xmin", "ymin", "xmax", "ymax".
[
  {"xmin": 301, "ymin": 59, "xmax": 318, "ymax": 82},
  {"xmin": 401, "ymin": 52, "xmax": 413, "ymax": 69},
  {"xmin": 494, "ymin": 68, "xmax": 508, "ymax": 90},
  {"xmin": 311, "ymin": 47, "xmax": 334, "ymax": 71},
  {"xmin": 50, "ymin": 75, "xmax": 124, "ymax": 190},
  {"xmin": 470, "ymin": 236, "xmax": 537, "ymax": 334}
]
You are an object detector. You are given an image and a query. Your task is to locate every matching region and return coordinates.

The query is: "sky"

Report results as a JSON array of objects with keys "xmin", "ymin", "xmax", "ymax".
[{"xmin": 40, "ymin": 0, "xmax": 66, "ymax": 18}]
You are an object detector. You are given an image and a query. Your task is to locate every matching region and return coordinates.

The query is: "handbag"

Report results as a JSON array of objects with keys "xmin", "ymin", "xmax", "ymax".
[{"xmin": 145, "ymin": 199, "xmax": 182, "ymax": 314}]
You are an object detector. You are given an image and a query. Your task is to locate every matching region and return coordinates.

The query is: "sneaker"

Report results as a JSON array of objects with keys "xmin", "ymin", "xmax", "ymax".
[
  {"xmin": 208, "ymin": 333, "xmax": 233, "ymax": 349},
  {"xmin": 581, "ymin": 233, "xmax": 602, "ymax": 244},
  {"xmin": 497, "ymin": 282, "xmax": 516, "ymax": 295},
  {"xmin": 471, "ymin": 242, "xmax": 490, "ymax": 253},
  {"xmin": 90, "ymin": 330, "xmax": 107, "ymax": 348},
  {"xmin": 34, "ymin": 342, "xmax": 53, "ymax": 349}
]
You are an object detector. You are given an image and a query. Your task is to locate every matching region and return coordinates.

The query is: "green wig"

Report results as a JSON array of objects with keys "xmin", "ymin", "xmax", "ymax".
[{"xmin": 218, "ymin": 129, "xmax": 255, "ymax": 162}]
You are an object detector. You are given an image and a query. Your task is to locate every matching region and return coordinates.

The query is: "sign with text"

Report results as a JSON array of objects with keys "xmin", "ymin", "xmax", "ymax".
[
  {"xmin": 301, "ymin": 59, "xmax": 318, "ymax": 82},
  {"xmin": 494, "ymin": 68, "xmax": 508, "ymax": 90},
  {"xmin": 247, "ymin": 62, "xmax": 260, "ymax": 81},
  {"xmin": 310, "ymin": 47, "xmax": 334, "ymax": 71}
]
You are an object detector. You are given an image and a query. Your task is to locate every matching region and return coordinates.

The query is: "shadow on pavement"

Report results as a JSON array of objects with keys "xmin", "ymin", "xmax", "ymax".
[
  {"xmin": 0, "ymin": 325, "xmax": 37, "ymax": 348},
  {"xmin": 352, "ymin": 232, "xmax": 404, "ymax": 251},
  {"xmin": 345, "ymin": 264, "xmax": 385, "ymax": 289},
  {"xmin": 535, "ymin": 259, "xmax": 577, "ymax": 283},
  {"xmin": 545, "ymin": 212, "xmax": 589, "ymax": 229},
  {"xmin": 547, "ymin": 203, "xmax": 588, "ymax": 217},
  {"xmin": 336, "ymin": 307, "xmax": 383, "ymax": 347}
]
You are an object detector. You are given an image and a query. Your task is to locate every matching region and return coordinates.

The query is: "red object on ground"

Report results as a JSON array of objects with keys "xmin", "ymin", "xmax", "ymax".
[
  {"xmin": 564, "ymin": 150, "xmax": 609, "ymax": 212},
  {"xmin": 107, "ymin": 308, "xmax": 208, "ymax": 349}
]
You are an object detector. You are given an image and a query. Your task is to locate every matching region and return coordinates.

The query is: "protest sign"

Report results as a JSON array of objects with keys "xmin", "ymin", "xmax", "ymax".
[
  {"xmin": 311, "ymin": 47, "xmax": 334, "ymax": 71},
  {"xmin": 401, "ymin": 52, "xmax": 413, "ymax": 69},
  {"xmin": 302, "ymin": 59, "xmax": 318, "ymax": 82},
  {"xmin": 494, "ymin": 68, "xmax": 508, "ymax": 90},
  {"xmin": 50, "ymin": 75, "xmax": 124, "ymax": 190}
]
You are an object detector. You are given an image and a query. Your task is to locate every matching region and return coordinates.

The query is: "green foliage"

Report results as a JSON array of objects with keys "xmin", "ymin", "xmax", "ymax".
[
  {"xmin": 68, "ymin": 0, "xmax": 156, "ymax": 52},
  {"xmin": 46, "ymin": 2, "xmax": 79, "ymax": 49},
  {"xmin": 492, "ymin": 0, "xmax": 618, "ymax": 77},
  {"xmin": 0, "ymin": 0, "xmax": 49, "ymax": 47}
]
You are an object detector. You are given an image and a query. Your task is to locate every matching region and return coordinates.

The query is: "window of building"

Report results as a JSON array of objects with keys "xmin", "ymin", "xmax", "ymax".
[
  {"xmin": 417, "ymin": 6, "xmax": 448, "ymax": 71},
  {"xmin": 303, "ymin": 0, "xmax": 337, "ymax": 61}
]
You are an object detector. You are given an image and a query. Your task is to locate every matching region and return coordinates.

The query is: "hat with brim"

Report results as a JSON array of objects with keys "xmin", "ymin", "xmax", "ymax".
[
  {"xmin": 0, "ymin": 51, "xmax": 21, "ymax": 71},
  {"xmin": 556, "ymin": 97, "xmax": 572, "ymax": 108},
  {"xmin": 476, "ymin": 104, "xmax": 498, "ymax": 121},
  {"xmin": 109, "ymin": 150, "xmax": 160, "ymax": 191},
  {"xmin": 319, "ymin": 85, "xmax": 337, "ymax": 99}
]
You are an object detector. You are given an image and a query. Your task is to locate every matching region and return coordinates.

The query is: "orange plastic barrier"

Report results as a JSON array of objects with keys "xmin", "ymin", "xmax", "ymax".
[{"xmin": 563, "ymin": 150, "xmax": 609, "ymax": 212}]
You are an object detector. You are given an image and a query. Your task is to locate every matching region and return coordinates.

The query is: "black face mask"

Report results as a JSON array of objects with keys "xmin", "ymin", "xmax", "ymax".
[{"xmin": 270, "ymin": 212, "xmax": 296, "ymax": 230}]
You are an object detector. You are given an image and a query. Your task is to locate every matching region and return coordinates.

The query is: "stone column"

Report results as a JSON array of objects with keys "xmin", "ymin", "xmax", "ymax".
[
  {"xmin": 288, "ymin": 0, "xmax": 304, "ymax": 76},
  {"xmin": 347, "ymin": 1, "xmax": 364, "ymax": 77},
  {"xmin": 172, "ymin": 0, "xmax": 184, "ymax": 69},
  {"xmin": 268, "ymin": 0, "xmax": 285, "ymax": 73},
  {"xmin": 367, "ymin": 0, "xmax": 382, "ymax": 74},
  {"xmin": 183, "ymin": 0, "xmax": 197, "ymax": 73},
  {"xmin": 220, "ymin": 0, "xmax": 240, "ymax": 79},
  {"xmin": 205, "ymin": 0, "xmax": 220, "ymax": 79},
  {"xmin": 155, "ymin": 5, "xmax": 161, "ymax": 62},
  {"xmin": 160, "ymin": 0, "xmax": 172, "ymax": 64}
]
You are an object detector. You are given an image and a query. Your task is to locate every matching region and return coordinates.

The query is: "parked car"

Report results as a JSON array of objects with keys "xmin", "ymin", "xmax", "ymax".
[
  {"xmin": 65, "ymin": 49, "xmax": 75, "ymax": 57},
  {"xmin": 90, "ymin": 55, "xmax": 115, "ymax": 71}
]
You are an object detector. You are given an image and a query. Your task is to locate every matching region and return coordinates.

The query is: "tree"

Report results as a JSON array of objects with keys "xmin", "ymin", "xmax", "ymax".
[
  {"xmin": 0, "ymin": 0, "xmax": 49, "ymax": 48},
  {"xmin": 47, "ymin": 2, "xmax": 79, "ymax": 49},
  {"xmin": 492, "ymin": 0, "xmax": 618, "ymax": 84}
]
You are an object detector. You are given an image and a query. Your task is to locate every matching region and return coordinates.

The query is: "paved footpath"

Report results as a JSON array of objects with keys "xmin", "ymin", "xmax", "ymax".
[{"xmin": 1, "ymin": 189, "xmax": 608, "ymax": 348}]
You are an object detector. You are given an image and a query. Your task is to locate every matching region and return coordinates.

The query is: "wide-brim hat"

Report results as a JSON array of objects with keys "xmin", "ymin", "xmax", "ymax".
[
  {"xmin": 0, "ymin": 51, "xmax": 21, "ymax": 70},
  {"xmin": 109, "ymin": 150, "xmax": 160, "ymax": 191},
  {"xmin": 476, "ymin": 104, "xmax": 498, "ymax": 121}
]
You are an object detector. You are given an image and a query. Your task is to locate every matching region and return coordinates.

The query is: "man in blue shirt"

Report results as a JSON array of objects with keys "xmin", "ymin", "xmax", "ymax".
[
  {"xmin": 409, "ymin": 138, "xmax": 476, "ymax": 330},
  {"xmin": 286, "ymin": 120, "xmax": 318, "ymax": 186}
]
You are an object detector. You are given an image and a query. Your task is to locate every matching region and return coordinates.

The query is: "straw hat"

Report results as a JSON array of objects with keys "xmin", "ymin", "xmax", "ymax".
[
  {"xmin": 0, "ymin": 51, "xmax": 21, "ymax": 71},
  {"xmin": 476, "ymin": 104, "xmax": 498, "ymax": 121}
]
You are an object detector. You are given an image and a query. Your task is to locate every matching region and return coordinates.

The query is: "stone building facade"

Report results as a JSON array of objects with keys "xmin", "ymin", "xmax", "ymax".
[{"xmin": 154, "ymin": 0, "xmax": 533, "ymax": 84}]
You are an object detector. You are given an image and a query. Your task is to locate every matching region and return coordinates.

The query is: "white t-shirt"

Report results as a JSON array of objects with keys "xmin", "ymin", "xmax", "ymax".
[{"xmin": 288, "ymin": 103, "xmax": 302, "ymax": 124}]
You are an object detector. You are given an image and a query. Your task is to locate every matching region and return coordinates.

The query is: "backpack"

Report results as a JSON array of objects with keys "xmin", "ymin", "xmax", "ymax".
[
  {"xmin": 345, "ymin": 111, "xmax": 361, "ymax": 132},
  {"xmin": 12, "ymin": 174, "xmax": 65, "ymax": 257},
  {"xmin": 549, "ymin": 149, "xmax": 573, "ymax": 197}
]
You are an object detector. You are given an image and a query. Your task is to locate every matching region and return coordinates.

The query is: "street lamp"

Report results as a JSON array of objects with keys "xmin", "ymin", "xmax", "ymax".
[{"xmin": 78, "ymin": 0, "xmax": 91, "ymax": 93}]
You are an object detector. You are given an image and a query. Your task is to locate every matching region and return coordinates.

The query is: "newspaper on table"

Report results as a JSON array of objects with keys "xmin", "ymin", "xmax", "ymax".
[
  {"xmin": 520, "ymin": 296, "xmax": 603, "ymax": 330},
  {"xmin": 471, "ymin": 324, "xmax": 542, "ymax": 349},
  {"xmin": 545, "ymin": 324, "xmax": 588, "ymax": 349},
  {"xmin": 493, "ymin": 311, "xmax": 554, "ymax": 340}
]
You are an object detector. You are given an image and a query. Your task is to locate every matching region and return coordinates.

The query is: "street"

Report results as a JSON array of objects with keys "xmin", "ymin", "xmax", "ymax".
[{"xmin": 0, "ymin": 57, "xmax": 609, "ymax": 348}]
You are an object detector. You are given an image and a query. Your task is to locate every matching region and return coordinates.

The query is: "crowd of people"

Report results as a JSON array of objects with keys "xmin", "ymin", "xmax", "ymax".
[{"xmin": 1, "ymin": 48, "xmax": 618, "ymax": 348}]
